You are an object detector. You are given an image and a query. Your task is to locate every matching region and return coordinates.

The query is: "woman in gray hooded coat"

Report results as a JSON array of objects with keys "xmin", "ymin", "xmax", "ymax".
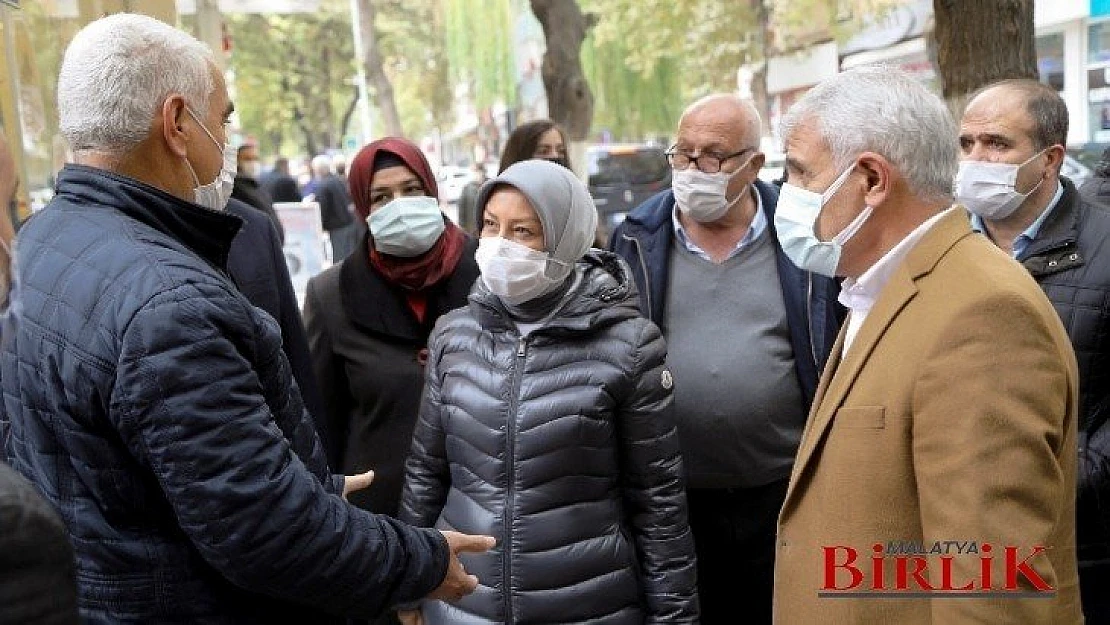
[{"xmin": 399, "ymin": 160, "xmax": 698, "ymax": 625}]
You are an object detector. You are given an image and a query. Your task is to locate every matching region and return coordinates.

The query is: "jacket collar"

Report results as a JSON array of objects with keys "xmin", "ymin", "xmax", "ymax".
[
  {"xmin": 54, "ymin": 164, "xmax": 242, "ymax": 270},
  {"xmin": 1019, "ymin": 177, "xmax": 1081, "ymax": 264},
  {"xmin": 339, "ymin": 232, "xmax": 479, "ymax": 343},
  {"xmin": 470, "ymin": 250, "xmax": 641, "ymax": 338}
]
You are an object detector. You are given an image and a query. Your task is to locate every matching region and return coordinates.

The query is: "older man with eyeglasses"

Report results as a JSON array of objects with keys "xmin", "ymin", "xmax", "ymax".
[{"xmin": 609, "ymin": 94, "xmax": 843, "ymax": 623}]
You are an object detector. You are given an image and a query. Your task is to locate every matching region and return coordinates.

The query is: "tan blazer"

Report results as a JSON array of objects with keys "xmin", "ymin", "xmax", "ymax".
[{"xmin": 774, "ymin": 210, "xmax": 1083, "ymax": 624}]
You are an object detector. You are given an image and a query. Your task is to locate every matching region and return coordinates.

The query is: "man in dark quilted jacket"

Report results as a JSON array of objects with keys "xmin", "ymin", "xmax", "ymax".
[{"xmin": 0, "ymin": 14, "xmax": 490, "ymax": 624}]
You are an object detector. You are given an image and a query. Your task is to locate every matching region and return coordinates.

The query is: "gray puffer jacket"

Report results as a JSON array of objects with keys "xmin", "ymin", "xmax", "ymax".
[{"xmin": 400, "ymin": 250, "xmax": 698, "ymax": 624}]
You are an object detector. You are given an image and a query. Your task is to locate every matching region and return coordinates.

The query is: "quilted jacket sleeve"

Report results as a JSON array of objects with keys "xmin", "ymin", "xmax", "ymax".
[
  {"xmin": 110, "ymin": 282, "xmax": 449, "ymax": 618},
  {"xmin": 617, "ymin": 320, "xmax": 699, "ymax": 623},
  {"xmin": 399, "ymin": 325, "xmax": 451, "ymax": 529}
]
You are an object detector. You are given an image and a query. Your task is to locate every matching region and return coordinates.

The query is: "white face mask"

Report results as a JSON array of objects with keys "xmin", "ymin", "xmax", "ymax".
[
  {"xmin": 475, "ymin": 236, "xmax": 568, "ymax": 305},
  {"xmin": 774, "ymin": 164, "xmax": 871, "ymax": 278},
  {"xmin": 954, "ymin": 150, "xmax": 1046, "ymax": 220},
  {"xmin": 367, "ymin": 196, "xmax": 446, "ymax": 257},
  {"xmin": 185, "ymin": 107, "xmax": 236, "ymax": 212},
  {"xmin": 671, "ymin": 160, "xmax": 750, "ymax": 223}
]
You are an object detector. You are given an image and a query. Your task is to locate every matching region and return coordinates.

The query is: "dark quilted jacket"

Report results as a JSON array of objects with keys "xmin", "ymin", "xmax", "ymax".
[
  {"xmin": 1057, "ymin": 176, "xmax": 1110, "ymax": 567},
  {"xmin": 400, "ymin": 250, "xmax": 698, "ymax": 624},
  {"xmin": 1, "ymin": 165, "xmax": 448, "ymax": 623}
]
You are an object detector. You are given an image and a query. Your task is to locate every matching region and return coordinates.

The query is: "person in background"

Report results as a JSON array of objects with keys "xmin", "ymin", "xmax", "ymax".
[
  {"xmin": 231, "ymin": 142, "xmax": 284, "ymax": 241},
  {"xmin": 456, "ymin": 162, "xmax": 487, "ymax": 234},
  {"xmin": 262, "ymin": 156, "xmax": 304, "ymax": 203},
  {"xmin": 1, "ymin": 14, "xmax": 489, "ymax": 622},
  {"xmin": 400, "ymin": 159, "xmax": 698, "ymax": 625},
  {"xmin": 959, "ymin": 78, "xmax": 1110, "ymax": 622},
  {"xmin": 774, "ymin": 66, "xmax": 1080, "ymax": 624},
  {"xmin": 0, "ymin": 126, "xmax": 81, "ymax": 625},
  {"xmin": 303, "ymin": 137, "xmax": 478, "ymax": 524},
  {"xmin": 609, "ymin": 94, "xmax": 842, "ymax": 624},
  {"xmin": 225, "ymin": 196, "xmax": 325, "ymax": 427},
  {"xmin": 498, "ymin": 119, "xmax": 570, "ymax": 173},
  {"xmin": 309, "ymin": 154, "xmax": 358, "ymax": 262}
]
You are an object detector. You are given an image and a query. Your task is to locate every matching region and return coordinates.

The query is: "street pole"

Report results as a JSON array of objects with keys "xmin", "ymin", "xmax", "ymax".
[
  {"xmin": 349, "ymin": 0, "xmax": 374, "ymax": 145},
  {"xmin": 195, "ymin": 0, "xmax": 226, "ymax": 70}
]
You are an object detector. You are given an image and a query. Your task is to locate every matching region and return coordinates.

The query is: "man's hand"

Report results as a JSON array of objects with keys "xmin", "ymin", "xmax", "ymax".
[
  {"xmin": 342, "ymin": 470, "xmax": 374, "ymax": 501},
  {"xmin": 428, "ymin": 531, "xmax": 496, "ymax": 602},
  {"xmin": 397, "ymin": 609, "xmax": 423, "ymax": 625}
]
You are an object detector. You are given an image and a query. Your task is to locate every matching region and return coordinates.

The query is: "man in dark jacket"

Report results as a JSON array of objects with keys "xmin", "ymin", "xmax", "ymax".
[
  {"xmin": 0, "ymin": 14, "xmax": 490, "ymax": 623},
  {"xmin": 959, "ymin": 78, "xmax": 1110, "ymax": 621},
  {"xmin": 231, "ymin": 143, "xmax": 285, "ymax": 241},
  {"xmin": 262, "ymin": 156, "xmax": 304, "ymax": 203},
  {"xmin": 310, "ymin": 155, "xmax": 358, "ymax": 262},
  {"xmin": 609, "ymin": 94, "xmax": 841, "ymax": 624},
  {"xmin": 226, "ymin": 197, "xmax": 325, "ymax": 427}
]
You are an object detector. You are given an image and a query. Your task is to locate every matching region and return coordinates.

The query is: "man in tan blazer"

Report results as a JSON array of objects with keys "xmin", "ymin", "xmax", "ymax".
[{"xmin": 771, "ymin": 66, "xmax": 1082, "ymax": 624}]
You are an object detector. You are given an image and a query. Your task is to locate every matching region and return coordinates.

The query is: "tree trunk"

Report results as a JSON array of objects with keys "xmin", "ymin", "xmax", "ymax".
[
  {"xmin": 357, "ymin": 0, "xmax": 404, "ymax": 137},
  {"xmin": 529, "ymin": 0, "xmax": 594, "ymax": 142},
  {"xmin": 751, "ymin": 0, "xmax": 771, "ymax": 138},
  {"xmin": 932, "ymin": 0, "xmax": 1037, "ymax": 118}
]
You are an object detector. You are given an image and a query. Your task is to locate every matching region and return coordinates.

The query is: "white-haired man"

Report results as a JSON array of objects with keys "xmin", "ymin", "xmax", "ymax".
[
  {"xmin": 772, "ymin": 67, "xmax": 1082, "ymax": 623},
  {"xmin": 1, "ymin": 14, "xmax": 491, "ymax": 623}
]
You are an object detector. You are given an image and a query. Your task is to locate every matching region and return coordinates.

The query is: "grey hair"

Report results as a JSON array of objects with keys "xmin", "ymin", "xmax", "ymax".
[
  {"xmin": 780, "ymin": 66, "xmax": 958, "ymax": 201},
  {"xmin": 58, "ymin": 13, "xmax": 214, "ymax": 156}
]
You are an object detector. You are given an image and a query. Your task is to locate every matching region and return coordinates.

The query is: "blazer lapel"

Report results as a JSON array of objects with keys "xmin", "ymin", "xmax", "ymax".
[{"xmin": 782, "ymin": 209, "xmax": 974, "ymax": 516}]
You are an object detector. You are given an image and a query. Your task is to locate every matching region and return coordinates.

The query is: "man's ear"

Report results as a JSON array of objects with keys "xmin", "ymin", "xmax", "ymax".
[
  {"xmin": 857, "ymin": 152, "xmax": 892, "ymax": 207},
  {"xmin": 1043, "ymin": 144, "xmax": 1066, "ymax": 177},
  {"xmin": 161, "ymin": 95, "xmax": 189, "ymax": 158}
]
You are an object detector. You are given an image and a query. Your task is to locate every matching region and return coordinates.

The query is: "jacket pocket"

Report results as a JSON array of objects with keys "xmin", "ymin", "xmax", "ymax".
[{"xmin": 833, "ymin": 406, "xmax": 885, "ymax": 429}]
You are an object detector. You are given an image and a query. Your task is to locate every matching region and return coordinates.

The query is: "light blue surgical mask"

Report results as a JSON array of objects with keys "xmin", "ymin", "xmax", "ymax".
[
  {"xmin": 773, "ymin": 164, "xmax": 870, "ymax": 277},
  {"xmin": 367, "ymin": 195, "xmax": 445, "ymax": 257}
]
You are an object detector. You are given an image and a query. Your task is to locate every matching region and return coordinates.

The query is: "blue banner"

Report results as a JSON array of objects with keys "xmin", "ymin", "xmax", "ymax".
[{"xmin": 1095, "ymin": 0, "xmax": 1110, "ymax": 18}]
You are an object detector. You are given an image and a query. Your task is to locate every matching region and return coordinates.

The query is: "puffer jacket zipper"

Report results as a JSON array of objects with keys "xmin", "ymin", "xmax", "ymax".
[{"xmin": 504, "ymin": 335, "xmax": 528, "ymax": 622}]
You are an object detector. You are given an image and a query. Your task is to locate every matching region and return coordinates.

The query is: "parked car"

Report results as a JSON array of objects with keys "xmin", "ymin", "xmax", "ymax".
[
  {"xmin": 759, "ymin": 151, "xmax": 786, "ymax": 185},
  {"xmin": 585, "ymin": 144, "xmax": 671, "ymax": 236}
]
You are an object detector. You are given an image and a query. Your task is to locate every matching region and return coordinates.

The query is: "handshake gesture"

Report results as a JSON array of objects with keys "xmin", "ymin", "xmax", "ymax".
[{"xmin": 398, "ymin": 530, "xmax": 495, "ymax": 625}]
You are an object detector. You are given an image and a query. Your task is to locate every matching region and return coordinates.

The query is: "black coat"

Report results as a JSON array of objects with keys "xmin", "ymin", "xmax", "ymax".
[
  {"xmin": 315, "ymin": 174, "xmax": 355, "ymax": 231},
  {"xmin": 1, "ymin": 166, "xmax": 449, "ymax": 623},
  {"xmin": 226, "ymin": 199, "xmax": 325, "ymax": 428},
  {"xmin": 1053, "ymin": 177, "xmax": 1110, "ymax": 567},
  {"xmin": 401, "ymin": 251, "xmax": 698, "ymax": 624},
  {"xmin": 231, "ymin": 175, "xmax": 285, "ymax": 242},
  {"xmin": 262, "ymin": 170, "xmax": 304, "ymax": 204},
  {"xmin": 304, "ymin": 233, "xmax": 479, "ymax": 516}
]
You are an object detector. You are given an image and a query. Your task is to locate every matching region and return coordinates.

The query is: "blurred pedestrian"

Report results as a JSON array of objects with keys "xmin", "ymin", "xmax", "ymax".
[
  {"xmin": 262, "ymin": 155, "xmax": 304, "ymax": 203},
  {"xmin": 774, "ymin": 66, "xmax": 1080, "ymax": 624},
  {"xmin": 400, "ymin": 160, "xmax": 698, "ymax": 624},
  {"xmin": 231, "ymin": 142, "xmax": 284, "ymax": 241},
  {"xmin": 499, "ymin": 119, "xmax": 570, "ymax": 172},
  {"xmin": 304, "ymin": 137, "xmax": 479, "ymax": 521},
  {"xmin": 310, "ymin": 154, "xmax": 358, "ymax": 262},
  {"xmin": 960, "ymin": 78, "xmax": 1110, "ymax": 622},
  {"xmin": 1, "ymin": 14, "xmax": 489, "ymax": 623}
]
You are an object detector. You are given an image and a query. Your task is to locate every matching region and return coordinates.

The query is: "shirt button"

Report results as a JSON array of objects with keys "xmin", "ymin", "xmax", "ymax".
[
  {"xmin": 1069, "ymin": 253, "xmax": 1079, "ymax": 261},
  {"xmin": 1048, "ymin": 260, "xmax": 1058, "ymax": 267}
]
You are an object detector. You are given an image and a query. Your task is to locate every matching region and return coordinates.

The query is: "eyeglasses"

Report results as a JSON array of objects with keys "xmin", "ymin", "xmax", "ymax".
[{"xmin": 665, "ymin": 146, "xmax": 754, "ymax": 174}]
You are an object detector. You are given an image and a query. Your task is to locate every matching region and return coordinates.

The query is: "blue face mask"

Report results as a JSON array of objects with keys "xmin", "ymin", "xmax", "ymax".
[
  {"xmin": 773, "ymin": 164, "xmax": 871, "ymax": 277},
  {"xmin": 367, "ymin": 195, "xmax": 445, "ymax": 257}
]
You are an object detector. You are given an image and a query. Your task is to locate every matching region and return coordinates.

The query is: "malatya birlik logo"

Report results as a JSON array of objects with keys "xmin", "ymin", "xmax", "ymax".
[{"xmin": 818, "ymin": 541, "xmax": 1056, "ymax": 598}]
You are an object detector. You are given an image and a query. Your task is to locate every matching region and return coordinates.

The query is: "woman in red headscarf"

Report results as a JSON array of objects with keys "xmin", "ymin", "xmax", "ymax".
[{"xmin": 303, "ymin": 137, "xmax": 479, "ymax": 520}]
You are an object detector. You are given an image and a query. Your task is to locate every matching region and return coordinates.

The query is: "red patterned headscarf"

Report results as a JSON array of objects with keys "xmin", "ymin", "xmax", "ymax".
[{"xmin": 348, "ymin": 138, "xmax": 466, "ymax": 293}]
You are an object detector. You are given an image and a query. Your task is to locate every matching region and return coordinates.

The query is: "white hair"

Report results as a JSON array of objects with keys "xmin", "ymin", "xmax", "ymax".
[
  {"xmin": 58, "ymin": 13, "xmax": 214, "ymax": 156},
  {"xmin": 311, "ymin": 155, "xmax": 333, "ymax": 176},
  {"xmin": 780, "ymin": 66, "xmax": 958, "ymax": 201}
]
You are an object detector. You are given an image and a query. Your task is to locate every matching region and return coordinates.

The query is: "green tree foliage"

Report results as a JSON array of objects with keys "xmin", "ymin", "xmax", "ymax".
[
  {"xmin": 442, "ymin": 0, "xmax": 517, "ymax": 109},
  {"xmin": 581, "ymin": 34, "xmax": 683, "ymax": 141},
  {"xmin": 228, "ymin": 0, "xmax": 452, "ymax": 156}
]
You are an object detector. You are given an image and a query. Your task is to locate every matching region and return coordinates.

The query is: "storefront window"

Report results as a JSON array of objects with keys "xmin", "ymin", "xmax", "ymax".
[
  {"xmin": 1090, "ymin": 21, "xmax": 1110, "ymax": 142},
  {"xmin": 1036, "ymin": 32, "xmax": 1065, "ymax": 93}
]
